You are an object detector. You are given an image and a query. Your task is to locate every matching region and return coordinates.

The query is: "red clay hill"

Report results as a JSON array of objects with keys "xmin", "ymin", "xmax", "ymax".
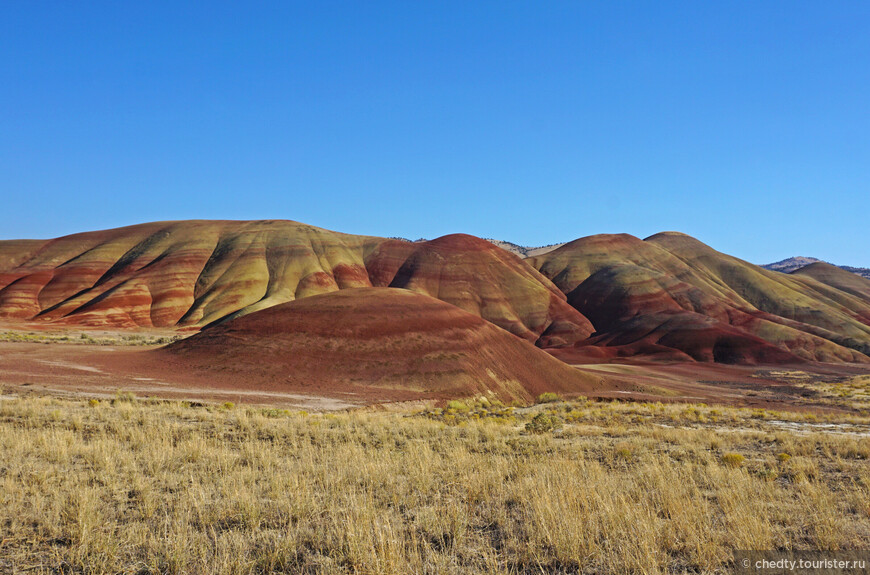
[
  {"xmin": 0, "ymin": 221, "xmax": 592, "ymax": 348},
  {"xmin": 157, "ymin": 288, "xmax": 605, "ymax": 403},
  {"xmin": 0, "ymin": 220, "xmax": 378, "ymax": 327},
  {"xmin": 2, "ymin": 220, "xmax": 870, "ymax": 366},
  {"xmin": 528, "ymin": 233, "xmax": 870, "ymax": 364},
  {"xmin": 365, "ymin": 234, "xmax": 593, "ymax": 347}
]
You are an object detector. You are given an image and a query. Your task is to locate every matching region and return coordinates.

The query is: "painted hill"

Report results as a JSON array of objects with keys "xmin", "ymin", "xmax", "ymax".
[
  {"xmin": 365, "ymin": 234, "xmax": 592, "ymax": 347},
  {"xmin": 528, "ymin": 233, "xmax": 870, "ymax": 364},
  {"xmin": 763, "ymin": 257, "xmax": 870, "ymax": 279},
  {"xmin": 159, "ymin": 288, "xmax": 604, "ymax": 403},
  {"xmin": 790, "ymin": 262, "xmax": 870, "ymax": 304},
  {"xmin": 840, "ymin": 266, "xmax": 870, "ymax": 280},
  {"xmin": 0, "ymin": 221, "xmax": 593, "ymax": 347},
  {"xmin": 2, "ymin": 220, "xmax": 870, "ymax": 366},
  {"xmin": 0, "ymin": 220, "xmax": 379, "ymax": 328}
]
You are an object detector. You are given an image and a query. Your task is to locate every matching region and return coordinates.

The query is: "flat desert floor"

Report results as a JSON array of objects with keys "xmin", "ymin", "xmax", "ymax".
[
  {"xmin": 1, "ymin": 390, "xmax": 868, "ymax": 574},
  {"xmin": 1, "ymin": 334, "xmax": 869, "ymax": 573},
  {"xmin": 0, "ymin": 337, "xmax": 868, "ymax": 414}
]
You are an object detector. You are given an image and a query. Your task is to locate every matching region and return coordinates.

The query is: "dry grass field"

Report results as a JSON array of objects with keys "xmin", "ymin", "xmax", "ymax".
[
  {"xmin": 0, "ymin": 330, "xmax": 181, "ymax": 347},
  {"xmin": 0, "ymin": 389, "xmax": 868, "ymax": 574}
]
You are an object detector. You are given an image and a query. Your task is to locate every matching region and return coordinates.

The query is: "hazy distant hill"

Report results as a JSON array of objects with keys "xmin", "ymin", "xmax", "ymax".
[
  {"xmin": 484, "ymin": 239, "xmax": 565, "ymax": 257},
  {"xmin": 763, "ymin": 257, "xmax": 870, "ymax": 279},
  {"xmin": 763, "ymin": 257, "xmax": 823, "ymax": 273}
]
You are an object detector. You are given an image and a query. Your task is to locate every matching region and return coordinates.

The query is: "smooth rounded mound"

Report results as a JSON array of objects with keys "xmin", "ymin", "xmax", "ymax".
[
  {"xmin": 159, "ymin": 287, "xmax": 604, "ymax": 403},
  {"xmin": 530, "ymin": 232, "xmax": 870, "ymax": 364},
  {"xmin": 365, "ymin": 235, "xmax": 594, "ymax": 346}
]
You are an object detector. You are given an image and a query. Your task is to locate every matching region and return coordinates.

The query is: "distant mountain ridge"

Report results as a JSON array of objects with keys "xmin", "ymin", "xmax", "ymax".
[
  {"xmin": 484, "ymin": 239, "xmax": 565, "ymax": 257},
  {"xmin": 398, "ymin": 238, "xmax": 566, "ymax": 257},
  {"xmin": 763, "ymin": 257, "xmax": 870, "ymax": 279}
]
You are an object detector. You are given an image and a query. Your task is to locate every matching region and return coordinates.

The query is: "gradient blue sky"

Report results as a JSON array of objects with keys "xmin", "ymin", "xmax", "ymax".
[{"xmin": 2, "ymin": 2, "xmax": 868, "ymax": 265}]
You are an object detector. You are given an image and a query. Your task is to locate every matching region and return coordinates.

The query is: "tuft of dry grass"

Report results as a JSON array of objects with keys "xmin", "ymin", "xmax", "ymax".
[
  {"xmin": 757, "ymin": 369, "xmax": 870, "ymax": 413},
  {"xmin": 0, "ymin": 393, "xmax": 868, "ymax": 574},
  {"xmin": 0, "ymin": 330, "xmax": 182, "ymax": 346}
]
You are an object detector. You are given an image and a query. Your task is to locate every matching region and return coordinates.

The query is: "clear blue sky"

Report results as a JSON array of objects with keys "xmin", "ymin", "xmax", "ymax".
[{"xmin": 2, "ymin": 2, "xmax": 868, "ymax": 265}]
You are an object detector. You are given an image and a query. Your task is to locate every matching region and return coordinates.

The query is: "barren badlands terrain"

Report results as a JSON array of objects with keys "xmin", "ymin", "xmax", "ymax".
[
  {"xmin": 1, "ymin": 219, "xmax": 869, "ymax": 408},
  {"xmin": 2, "ymin": 220, "xmax": 870, "ymax": 573}
]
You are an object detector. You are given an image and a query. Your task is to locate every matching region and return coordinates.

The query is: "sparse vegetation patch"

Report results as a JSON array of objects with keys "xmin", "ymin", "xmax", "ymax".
[{"xmin": 0, "ymin": 394, "xmax": 867, "ymax": 574}]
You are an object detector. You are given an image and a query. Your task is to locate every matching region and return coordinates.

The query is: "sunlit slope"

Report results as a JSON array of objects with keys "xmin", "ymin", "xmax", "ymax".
[
  {"xmin": 646, "ymin": 232, "xmax": 870, "ymax": 357},
  {"xmin": 790, "ymin": 262, "xmax": 870, "ymax": 305},
  {"xmin": 0, "ymin": 220, "xmax": 379, "ymax": 327},
  {"xmin": 161, "ymin": 288, "xmax": 603, "ymax": 402},
  {"xmin": 366, "ymin": 234, "xmax": 594, "ymax": 346},
  {"xmin": 529, "ymin": 233, "xmax": 870, "ymax": 363},
  {"xmin": 0, "ymin": 222, "xmax": 593, "ymax": 344},
  {"xmin": 5, "ymin": 221, "xmax": 869, "ymax": 365}
]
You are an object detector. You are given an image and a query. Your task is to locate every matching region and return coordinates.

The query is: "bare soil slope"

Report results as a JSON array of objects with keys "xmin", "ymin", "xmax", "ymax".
[
  {"xmin": 3, "ymin": 221, "xmax": 870, "ymax": 368},
  {"xmin": 0, "ymin": 220, "xmax": 379, "ymax": 328},
  {"xmin": 158, "ymin": 287, "xmax": 605, "ymax": 403},
  {"xmin": 0, "ymin": 223, "xmax": 593, "ymax": 349},
  {"xmin": 365, "ymin": 234, "xmax": 593, "ymax": 346},
  {"xmin": 529, "ymin": 233, "xmax": 870, "ymax": 364},
  {"xmin": 790, "ymin": 261, "xmax": 870, "ymax": 304}
]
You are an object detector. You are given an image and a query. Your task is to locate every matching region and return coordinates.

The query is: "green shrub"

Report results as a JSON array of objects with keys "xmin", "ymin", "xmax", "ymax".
[
  {"xmin": 525, "ymin": 412, "xmax": 562, "ymax": 434},
  {"xmin": 721, "ymin": 453, "xmax": 745, "ymax": 468},
  {"xmin": 536, "ymin": 392, "xmax": 561, "ymax": 404},
  {"xmin": 614, "ymin": 444, "xmax": 633, "ymax": 461},
  {"xmin": 446, "ymin": 400, "xmax": 469, "ymax": 413},
  {"xmin": 113, "ymin": 391, "xmax": 136, "ymax": 403},
  {"xmin": 753, "ymin": 464, "xmax": 779, "ymax": 482}
]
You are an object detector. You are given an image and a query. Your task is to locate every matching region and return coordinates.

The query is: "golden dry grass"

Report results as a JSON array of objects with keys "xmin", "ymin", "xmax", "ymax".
[
  {"xmin": 0, "ymin": 393, "xmax": 868, "ymax": 574},
  {"xmin": 0, "ymin": 330, "xmax": 181, "ymax": 346}
]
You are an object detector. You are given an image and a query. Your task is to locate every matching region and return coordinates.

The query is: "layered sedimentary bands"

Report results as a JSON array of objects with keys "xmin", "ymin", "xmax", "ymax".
[
  {"xmin": 528, "ymin": 233, "xmax": 870, "ymax": 364},
  {"xmin": 161, "ymin": 288, "xmax": 603, "ymax": 402},
  {"xmin": 0, "ymin": 221, "xmax": 589, "ymax": 348},
  {"xmin": 2, "ymin": 220, "xmax": 870, "ymax": 367},
  {"xmin": 365, "ymin": 234, "xmax": 592, "ymax": 346},
  {"xmin": 0, "ymin": 221, "xmax": 379, "ymax": 328}
]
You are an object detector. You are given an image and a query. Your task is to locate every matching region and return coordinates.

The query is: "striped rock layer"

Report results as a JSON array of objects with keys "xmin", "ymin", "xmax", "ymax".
[{"xmin": 3, "ymin": 221, "xmax": 870, "ymax": 364}]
